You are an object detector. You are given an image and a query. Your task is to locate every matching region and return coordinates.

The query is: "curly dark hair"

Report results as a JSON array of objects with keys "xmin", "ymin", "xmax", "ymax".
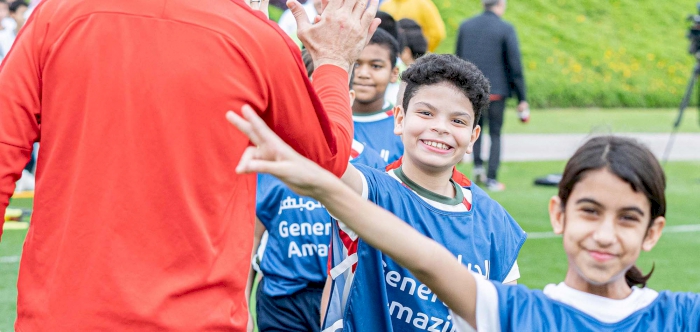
[{"xmin": 400, "ymin": 54, "xmax": 490, "ymax": 127}]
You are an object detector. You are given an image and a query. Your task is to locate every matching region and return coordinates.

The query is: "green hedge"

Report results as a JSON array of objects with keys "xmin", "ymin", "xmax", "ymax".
[{"xmin": 434, "ymin": 0, "xmax": 699, "ymax": 108}]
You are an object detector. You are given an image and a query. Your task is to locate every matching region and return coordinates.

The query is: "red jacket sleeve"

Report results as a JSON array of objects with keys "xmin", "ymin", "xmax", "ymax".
[
  {"xmin": 0, "ymin": 7, "xmax": 43, "ymax": 238},
  {"xmin": 258, "ymin": 29, "xmax": 352, "ymax": 178}
]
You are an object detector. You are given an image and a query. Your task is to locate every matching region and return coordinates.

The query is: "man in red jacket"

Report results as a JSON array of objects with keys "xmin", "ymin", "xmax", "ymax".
[{"xmin": 0, "ymin": 0, "xmax": 379, "ymax": 329}]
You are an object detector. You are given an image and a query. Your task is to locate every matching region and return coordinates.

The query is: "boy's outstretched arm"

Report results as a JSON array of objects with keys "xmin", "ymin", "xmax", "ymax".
[{"xmin": 226, "ymin": 106, "xmax": 479, "ymax": 328}]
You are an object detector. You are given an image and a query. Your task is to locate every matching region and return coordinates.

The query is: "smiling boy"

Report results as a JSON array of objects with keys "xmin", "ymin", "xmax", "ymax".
[
  {"xmin": 321, "ymin": 54, "xmax": 526, "ymax": 331},
  {"xmin": 352, "ymin": 28, "xmax": 404, "ymax": 163}
]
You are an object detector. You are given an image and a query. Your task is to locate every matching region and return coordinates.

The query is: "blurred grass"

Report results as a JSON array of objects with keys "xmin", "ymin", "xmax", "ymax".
[
  {"xmin": 434, "ymin": 0, "xmax": 700, "ymax": 108},
  {"xmin": 501, "ymin": 107, "xmax": 700, "ymax": 134},
  {"xmin": 269, "ymin": 5, "xmax": 283, "ymax": 22}
]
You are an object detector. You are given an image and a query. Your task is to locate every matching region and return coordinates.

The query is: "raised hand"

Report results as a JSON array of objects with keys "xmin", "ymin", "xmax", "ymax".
[
  {"xmin": 288, "ymin": 0, "xmax": 381, "ymax": 71},
  {"xmin": 226, "ymin": 105, "xmax": 335, "ymax": 198}
]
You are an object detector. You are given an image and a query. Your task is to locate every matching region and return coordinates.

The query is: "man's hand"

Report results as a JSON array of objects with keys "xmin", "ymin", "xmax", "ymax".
[
  {"xmin": 288, "ymin": 0, "xmax": 381, "ymax": 72},
  {"xmin": 517, "ymin": 101, "xmax": 530, "ymax": 123},
  {"xmin": 226, "ymin": 105, "xmax": 334, "ymax": 198}
]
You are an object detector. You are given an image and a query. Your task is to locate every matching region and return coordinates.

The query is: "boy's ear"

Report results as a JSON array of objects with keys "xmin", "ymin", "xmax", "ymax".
[
  {"xmin": 464, "ymin": 125, "xmax": 481, "ymax": 155},
  {"xmin": 549, "ymin": 196, "xmax": 565, "ymax": 235},
  {"xmin": 390, "ymin": 65, "xmax": 399, "ymax": 84},
  {"xmin": 642, "ymin": 216, "xmax": 665, "ymax": 251},
  {"xmin": 349, "ymin": 90, "xmax": 356, "ymax": 107},
  {"xmin": 393, "ymin": 105, "xmax": 405, "ymax": 136}
]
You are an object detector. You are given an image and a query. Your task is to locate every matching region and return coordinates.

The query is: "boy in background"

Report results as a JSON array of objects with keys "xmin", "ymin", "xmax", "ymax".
[
  {"xmin": 352, "ymin": 28, "xmax": 403, "ymax": 163},
  {"xmin": 397, "ymin": 18, "xmax": 427, "ymax": 66},
  {"xmin": 321, "ymin": 54, "xmax": 525, "ymax": 332}
]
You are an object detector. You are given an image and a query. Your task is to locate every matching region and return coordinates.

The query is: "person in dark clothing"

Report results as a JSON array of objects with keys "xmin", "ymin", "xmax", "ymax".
[
  {"xmin": 397, "ymin": 18, "xmax": 427, "ymax": 65},
  {"xmin": 455, "ymin": 0, "xmax": 529, "ymax": 191}
]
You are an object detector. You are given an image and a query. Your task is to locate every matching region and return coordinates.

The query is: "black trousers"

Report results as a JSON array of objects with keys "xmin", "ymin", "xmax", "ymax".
[
  {"xmin": 256, "ymin": 278, "xmax": 323, "ymax": 332},
  {"xmin": 473, "ymin": 99, "xmax": 506, "ymax": 180}
]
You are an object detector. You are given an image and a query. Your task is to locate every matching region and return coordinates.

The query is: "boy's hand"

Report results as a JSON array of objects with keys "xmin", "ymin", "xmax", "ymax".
[
  {"xmin": 226, "ymin": 105, "xmax": 333, "ymax": 198},
  {"xmin": 288, "ymin": 0, "xmax": 381, "ymax": 72}
]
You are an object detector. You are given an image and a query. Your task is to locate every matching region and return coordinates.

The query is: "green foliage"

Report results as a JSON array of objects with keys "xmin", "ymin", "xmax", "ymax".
[
  {"xmin": 269, "ymin": 5, "xmax": 283, "ymax": 22},
  {"xmin": 435, "ymin": 0, "xmax": 699, "ymax": 108}
]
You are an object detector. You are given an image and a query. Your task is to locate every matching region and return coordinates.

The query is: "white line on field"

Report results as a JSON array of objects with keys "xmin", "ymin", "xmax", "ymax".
[
  {"xmin": 0, "ymin": 226, "xmax": 698, "ymax": 264},
  {"xmin": 527, "ymin": 224, "xmax": 700, "ymax": 240},
  {"xmin": 0, "ymin": 255, "xmax": 20, "ymax": 264}
]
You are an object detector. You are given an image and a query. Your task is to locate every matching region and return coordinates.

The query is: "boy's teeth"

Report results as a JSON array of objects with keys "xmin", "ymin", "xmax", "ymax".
[{"xmin": 425, "ymin": 141, "xmax": 448, "ymax": 150}]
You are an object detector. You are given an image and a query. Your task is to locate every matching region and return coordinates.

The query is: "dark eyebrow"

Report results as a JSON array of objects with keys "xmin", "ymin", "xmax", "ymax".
[
  {"xmin": 576, "ymin": 198, "xmax": 646, "ymax": 216},
  {"xmin": 619, "ymin": 206, "xmax": 646, "ymax": 216},
  {"xmin": 451, "ymin": 111, "xmax": 472, "ymax": 119},
  {"xmin": 414, "ymin": 102, "xmax": 472, "ymax": 119},
  {"xmin": 575, "ymin": 198, "xmax": 604, "ymax": 207},
  {"xmin": 414, "ymin": 102, "xmax": 438, "ymax": 111}
]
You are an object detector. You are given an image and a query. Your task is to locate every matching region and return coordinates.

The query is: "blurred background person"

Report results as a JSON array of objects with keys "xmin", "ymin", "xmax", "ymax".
[
  {"xmin": 376, "ymin": 11, "xmax": 404, "ymax": 105},
  {"xmin": 0, "ymin": 0, "xmax": 9, "ymax": 60},
  {"xmin": 0, "ymin": 0, "xmax": 26, "ymax": 60},
  {"xmin": 23, "ymin": 0, "xmax": 41, "ymax": 19},
  {"xmin": 8, "ymin": 0, "xmax": 25, "ymax": 30},
  {"xmin": 456, "ymin": 0, "xmax": 528, "ymax": 191},
  {"xmin": 0, "ymin": 0, "xmax": 12, "ymax": 30},
  {"xmin": 379, "ymin": 0, "xmax": 444, "ymax": 52},
  {"xmin": 397, "ymin": 18, "xmax": 427, "ymax": 66}
]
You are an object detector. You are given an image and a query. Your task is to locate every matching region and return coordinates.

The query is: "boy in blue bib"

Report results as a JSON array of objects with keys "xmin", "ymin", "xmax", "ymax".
[
  {"xmin": 352, "ymin": 28, "xmax": 403, "ymax": 163},
  {"xmin": 319, "ymin": 54, "xmax": 526, "ymax": 331}
]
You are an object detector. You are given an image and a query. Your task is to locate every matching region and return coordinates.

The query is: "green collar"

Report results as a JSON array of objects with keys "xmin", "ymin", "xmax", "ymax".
[{"xmin": 393, "ymin": 166, "xmax": 464, "ymax": 205}]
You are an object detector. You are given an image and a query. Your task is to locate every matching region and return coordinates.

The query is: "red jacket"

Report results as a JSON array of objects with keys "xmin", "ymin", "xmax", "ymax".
[{"xmin": 0, "ymin": 0, "xmax": 352, "ymax": 330}]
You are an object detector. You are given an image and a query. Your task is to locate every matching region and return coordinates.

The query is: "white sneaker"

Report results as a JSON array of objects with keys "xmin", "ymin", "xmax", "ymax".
[
  {"xmin": 15, "ymin": 170, "xmax": 35, "ymax": 193},
  {"xmin": 485, "ymin": 179, "xmax": 506, "ymax": 192},
  {"xmin": 472, "ymin": 166, "xmax": 487, "ymax": 184}
]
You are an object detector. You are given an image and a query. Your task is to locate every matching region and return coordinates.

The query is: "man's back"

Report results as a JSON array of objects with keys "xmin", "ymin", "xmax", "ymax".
[
  {"xmin": 456, "ymin": 11, "xmax": 518, "ymax": 97},
  {"xmin": 0, "ymin": 0, "xmax": 351, "ymax": 329}
]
